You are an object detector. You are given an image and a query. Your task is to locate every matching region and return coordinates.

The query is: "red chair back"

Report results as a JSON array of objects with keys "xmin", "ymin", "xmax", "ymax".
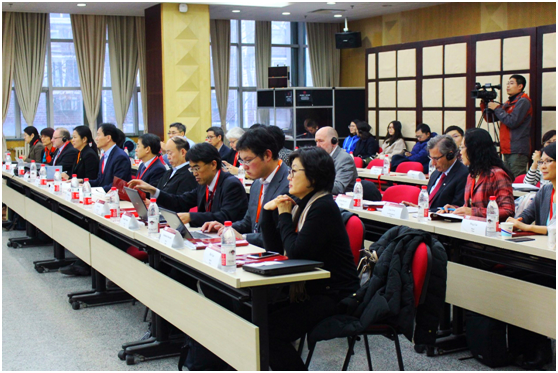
[
  {"xmin": 126, "ymin": 246, "xmax": 148, "ymax": 262},
  {"xmin": 189, "ymin": 206, "xmax": 198, "ymax": 213},
  {"xmin": 514, "ymin": 174, "xmax": 526, "ymax": 183},
  {"xmin": 395, "ymin": 162, "xmax": 424, "ymax": 173},
  {"xmin": 354, "ymin": 157, "xmax": 364, "ymax": 168},
  {"xmin": 379, "ymin": 147, "xmax": 383, "ymax": 153},
  {"xmin": 382, "ymin": 185, "xmax": 421, "ymax": 204},
  {"xmin": 345, "ymin": 215, "xmax": 365, "ymax": 266},
  {"xmin": 367, "ymin": 158, "xmax": 384, "ymax": 169},
  {"xmin": 412, "ymin": 242, "xmax": 432, "ymax": 307}
]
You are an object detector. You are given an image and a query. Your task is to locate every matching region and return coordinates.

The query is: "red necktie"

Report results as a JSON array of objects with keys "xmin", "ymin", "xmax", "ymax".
[
  {"xmin": 101, "ymin": 154, "xmax": 106, "ymax": 174},
  {"xmin": 429, "ymin": 173, "xmax": 446, "ymax": 203}
]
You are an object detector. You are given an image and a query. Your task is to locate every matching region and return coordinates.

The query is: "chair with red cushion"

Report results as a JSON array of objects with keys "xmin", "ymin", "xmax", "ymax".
[
  {"xmin": 366, "ymin": 158, "xmax": 384, "ymax": 169},
  {"xmin": 345, "ymin": 215, "xmax": 365, "ymax": 266},
  {"xmin": 514, "ymin": 174, "xmax": 526, "ymax": 183},
  {"xmin": 395, "ymin": 162, "xmax": 424, "ymax": 174},
  {"xmin": 382, "ymin": 185, "xmax": 421, "ymax": 205},
  {"xmin": 354, "ymin": 157, "xmax": 364, "ymax": 168}
]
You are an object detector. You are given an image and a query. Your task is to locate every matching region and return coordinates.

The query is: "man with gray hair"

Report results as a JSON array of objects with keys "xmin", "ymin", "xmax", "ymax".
[
  {"xmin": 422, "ymin": 134, "xmax": 468, "ymax": 209},
  {"xmin": 315, "ymin": 126, "xmax": 358, "ymax": 194},
  {"xmin": 51, "ymin": 127, "xmax": 78, "ymax": 172}
]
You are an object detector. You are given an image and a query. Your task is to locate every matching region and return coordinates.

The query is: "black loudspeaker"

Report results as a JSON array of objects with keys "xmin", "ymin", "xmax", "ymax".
[
  {"xmin": 331, "ymin": 137, "xmax": 338, "ymax": 145},
  {"xmin": 335, "ymin": 32, "xmax": 362, "ymax": 49}
]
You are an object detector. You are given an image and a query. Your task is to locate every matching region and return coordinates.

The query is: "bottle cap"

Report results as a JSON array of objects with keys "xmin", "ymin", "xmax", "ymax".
[
  {"xmin": 7, "ymin": 152, "xmax": 10, "ymax": 155},
  {"xmin": 150, "ymin": 198, "xmax": 156, "ymax": 202},
  {"xmin": 19, "ymin": 156, "xmax": 23, "ymax": 159},
  {"xmin": 356, "ymin": 178, "xmax": 361, "ymax": 182},
  {"xmin": 111, "ymin": 187, "xmax": 117, "ymax": 191},
  {"xmin": 72, "ymin": 174, "xmax": 77, "ymax": 178},
  {"xmin": 224, "ymin": 221, "xmax": 232, "ymax": 227},
  {"xmin": 41, "ymin": 164, "xmax": 45, "ymax": 167},
  {"xmin": 31, "ymin": 160, "xmax": 35, "ymax": 163},
  {"xmin": 422, "ymin": 186, "xmax": 427, "ymax": 189},
  {"xmin": 104, "ymin": 215, "xmax": 112, "ymax": 219},
  {"xmin": 489, "ymin": 196, "xmax": 496, "ymax": 200},
  {"xmin": 55, "ymin": 168, "xmax": 60, "ymax": 171},
  {"xmin": 84, "ymin": 178, "xmax": 89, "ymax": 182},
  {"xmin": 385, "ymin": 154, "xmax": 389, "ymax": 157}
]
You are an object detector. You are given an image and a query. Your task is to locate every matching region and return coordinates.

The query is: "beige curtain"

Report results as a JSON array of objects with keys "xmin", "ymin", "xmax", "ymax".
[
  {"xmin": 2, "ymin": 12, "xmax": 16, "ymax": 124},
  {"xmin": 135, "ymin": 17, "xmax": 148, "ymax": 132},
  {"xmin": 210, "ymin": 19, "xmax": 231, "ymax": 132},
  {"xmin": 13, "ymin": 12, "xmax": 48, "ymax": 126},
  {"xmin": 255, "ymin": 21, "xmax": 271, "ymax": 89},
  {"xmin": 108, "ymin": 16, "xmax": 139, "ymax": 129},
  {"xmin": 71, "ymin": 14, "xmax": 107, "ymax": 128},
  {"xmin": 306, "ymin": 23, "xmax": 341, "ymax": 87}
]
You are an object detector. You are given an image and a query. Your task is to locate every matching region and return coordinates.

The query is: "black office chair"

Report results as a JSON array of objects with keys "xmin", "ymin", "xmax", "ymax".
[{"xmin": 361, "ymin": 179, "xmax": 382, "ymax": 202}]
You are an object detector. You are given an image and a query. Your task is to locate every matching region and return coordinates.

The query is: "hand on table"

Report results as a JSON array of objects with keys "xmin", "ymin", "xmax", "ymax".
[
  {"xmin": 201, "ymin": 221, "xmax": 223, "ymax": 233},
  {"xmin": 506, "ymin": 216, "xmax": 530, "ymax": 232},
  {"xmin": 222, "ymin": 161, "xmax": 239, "ymax": 175},
  {"xmin": 437, "ymin": 204, "xmax": 459, "ymax": 214},
  {"xmin": 401, "ymin": 201, "xmax": 418, "ymax": 208},
  {"xmin": 177, "ymin": 212, "xmax": 190, "ymax": 225},
  {"xmin": 61, "ymin": 172, "xmax": 69, "ymax": 181}
]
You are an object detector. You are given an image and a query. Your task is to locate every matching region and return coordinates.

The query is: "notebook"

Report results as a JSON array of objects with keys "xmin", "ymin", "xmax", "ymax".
[
  {"xmin": 124, "ymin": 187, "xmax": 167, "ymax": 224},
  {"xmin": 242, "ymin": 259, "xmax": 324, "ymax": 276}
]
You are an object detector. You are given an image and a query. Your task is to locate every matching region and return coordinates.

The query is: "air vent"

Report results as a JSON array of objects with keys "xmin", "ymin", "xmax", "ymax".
[{"xmin": 309, "ymin": 8, "xmax": 345, "ymax": 14}]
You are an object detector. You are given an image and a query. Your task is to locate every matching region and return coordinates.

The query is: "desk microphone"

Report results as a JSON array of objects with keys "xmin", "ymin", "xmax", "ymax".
[{"xmin": 296, "ymin": 133, "xmax": 308, "ymax": 138}]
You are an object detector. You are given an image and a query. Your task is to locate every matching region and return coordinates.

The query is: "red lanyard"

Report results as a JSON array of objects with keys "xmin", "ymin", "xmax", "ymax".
[
  {"xmin": 138, "ymin": 158, "xmax": 157, "ymax": 180},
  {"xmin": 205, "ymin": 170, "xmax": 222, "ymax": 209},
  {"xmin": 255, "ymin": 161, "xmax": 282, "ymax": 225},
  {"xmin": 32, "ymin": 139, "xmax": 39, "ymax": 146},
  {"xmin": 76, "ymin": 151, "xmax": 81, "ymax": 164},
  {"xmin": 550, "ymin": 188, "xmax": 555, "ymax": 221},
  {"xmin": 233, "ymin": 152, "xmax": 239, "ymax": 167}
]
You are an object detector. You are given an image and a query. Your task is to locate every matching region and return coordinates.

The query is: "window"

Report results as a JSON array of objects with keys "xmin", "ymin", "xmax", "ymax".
[
  {"xmin": 210, "ymin": 20, "xmax": 311, "ymax": 129},
  {"xmin": 5, "ymin": 13, "xmax": 143, "ymax": 139}
]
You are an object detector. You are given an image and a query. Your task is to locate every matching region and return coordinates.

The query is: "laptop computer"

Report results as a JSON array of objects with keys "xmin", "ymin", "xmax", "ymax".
[
  {"xmin": 159, "ymin": 207, "xmax": 213, "ymax": 240},
  {"xmin": 242, "ymin": 259, "xmax": 324, "ymax": 276},
  {"xmin": 124, "ymin": 187, "xmax": 167, "ymax": 224}
]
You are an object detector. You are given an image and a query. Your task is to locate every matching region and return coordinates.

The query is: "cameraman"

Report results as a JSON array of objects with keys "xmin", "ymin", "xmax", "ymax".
[{"xmin": 481, "ymin": 75, "xmax": 532, "ymax": 178}]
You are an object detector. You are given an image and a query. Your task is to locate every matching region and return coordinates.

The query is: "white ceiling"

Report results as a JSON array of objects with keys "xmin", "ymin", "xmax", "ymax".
[{"xmin": 3, "ymin": 1, "xmax": 442, "ymax": 22}]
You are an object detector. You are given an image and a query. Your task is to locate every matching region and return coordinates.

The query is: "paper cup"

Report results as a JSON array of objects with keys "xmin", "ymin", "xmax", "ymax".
[{"xmin": 500, "ymin": 222, "xmax": 514, "ymax": 238}]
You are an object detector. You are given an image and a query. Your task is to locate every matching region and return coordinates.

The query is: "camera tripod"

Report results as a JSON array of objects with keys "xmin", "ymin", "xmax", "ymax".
[{"xmin": 477, "ymin": 102, "xmax": 501, "ymax": 155}]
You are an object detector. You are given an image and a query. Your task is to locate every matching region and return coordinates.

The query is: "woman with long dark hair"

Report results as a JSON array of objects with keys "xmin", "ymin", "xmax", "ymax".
[
  {"xmin": 23, "ymin": 126, "xmax": 44, "ymax": 163},
  {"xmin": 524, "ymin": 129, "xmax": 556, "ymax": 186},
  {"xmin": 342, "ymin": 120, "xmax": 360, "ymax": 154},
  {"xmin": 379, "ymin": 120, "xmax": 405, "ymax": 157},
  {"xmin": 61, "ymin": 125, "xmax": 99, "ymax": 180},
  {"xmin": 439, "ymin": 128, "xmax": 515, "ymax": 220}
]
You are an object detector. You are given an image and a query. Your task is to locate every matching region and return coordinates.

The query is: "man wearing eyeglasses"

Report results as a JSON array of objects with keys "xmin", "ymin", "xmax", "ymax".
[
  {"xmin": 128, "ymin": 142, "xmax": 247, "ymax": 227},
  {"xmin": 206, "ymin": 126, "xmax": 236, "ymax": 165},
  {"xmin": 51, "ymin": 127, "xmax": 78, "ymax": 173}
]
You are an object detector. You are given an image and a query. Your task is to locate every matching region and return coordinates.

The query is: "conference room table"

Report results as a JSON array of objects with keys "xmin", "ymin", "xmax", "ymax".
[
  {"xmin": 1, "ymin": 170, "xmax": 329, "ymax": 370},
  {"xmin": 343, "ymin": 203, "xmax": 555, "ymax": 345}
]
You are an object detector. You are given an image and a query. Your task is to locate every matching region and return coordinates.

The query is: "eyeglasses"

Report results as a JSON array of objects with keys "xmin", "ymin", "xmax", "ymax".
[
  {"xmin": 205, "ymin": 135, "xmax": 216, "ymax": 140},
  {"xmin": 288, "ymin": 168, "xmax": 305, "ymax": 177},
  {"xmin": 537, "ymin": 159, "xmax": 555, "ymax": 166},
  {"xmin": 428, "ymin": 154, "xmax": 445, "ymax": 161},
  {"xmin": 189, "ymin": 166, "xmax": 203, "ymax": 174},
  {"xmin": 238, "ymin": 157, "xmax": 257, "ymax": 166},
  {"xmin": 167, "ymin": 131, "xmax": 180, "ymax": 136}
]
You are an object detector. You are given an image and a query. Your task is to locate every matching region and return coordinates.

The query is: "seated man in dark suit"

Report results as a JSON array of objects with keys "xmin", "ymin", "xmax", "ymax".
[
  {"xmin": 402, "ymin": 134, "xmax": 468, "ymax": 210},
  {"xmin": 135, "ymin": 133, "xmax": 167, "ymax": 187},
  {"xmin": 201, "ymin": 127, "xmax": 290, "ymax": 247},
  {"xmin": 206, "ymin": 126, "xmax": 236, "ymax": 165},
  {"xmin": 89, "ymin": 123, "xmax": 132, "ymax": 192},
  {"xmin": 129, "ymin": 143, "xmax": 247, "ymax": 227},
  {"xmin": 157, "ymin": 137, "xmax": 197, "ymax": 195},
  {"xmin": 51, "ymin": 127, "xmax": 78, "ymax": 173}
]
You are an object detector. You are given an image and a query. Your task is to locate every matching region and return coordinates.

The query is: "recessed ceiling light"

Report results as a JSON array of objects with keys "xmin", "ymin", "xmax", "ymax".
[
  {"xmin": 282, "ymin": 12, "xmax": 290, "ymax": 15},
  {"xmin": 77, "ymin": 3, "xmax": 86, "ymax": 6},
  {"xmin": 232, "ymin": 10, "xmax": 241, "ymax": 13},
  {"xmin": 333, "ymin": 14, "xmax": 343, "ymax": 18}
]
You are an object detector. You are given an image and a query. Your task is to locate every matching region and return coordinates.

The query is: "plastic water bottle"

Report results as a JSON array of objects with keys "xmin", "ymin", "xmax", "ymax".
[
  {"xmin": 349, "ymin": 151, "xmax": 354, "ymax": 159},
  {"xmin": 147, "ymin": 198, "xmax": 160, "ymax": 238},
  {"xmin": 124, "ymin": 147, "xmax": 129, "ymax": 157},
  {"xmin": 221, "ymin": 221, "xmax": 237, "ymax": 273},
  {"xmin": 237, "ymin": 165, "xmax": 245, "ymax": 186},
  {"xmin": 53, "ymin": 168, "xmax": 62, "ymax": 194},
  {"xmin": 486, "ymin": 196, "xmax": 499, "ymax": 237},
  {"xmin": 547, "ymin": 216, "xmax": 556, "ymax": 251},
  {"xmin": 108, "ymin": 187, "xmax": 120, "ymax": 221},
  {"xmin": 29, "ymin": 160, "xmax": 37, "ymax": 182},
  {"xmin": 70, "ymin": 174, "xmax": 80, "ymax": 203},
  {"xmin": 82, "ymin": 178, "xmax": 92, "ymax": 207},
  {"xmin": 39, "ymin": 164, "xmax": 47, "ymax": 187},
  {"xmin": 428, "ymin": 160, "xmax": 436, "ymax": 177},
  {"xmin": 382, "ymin": 155, "xmax": 390, "ymax": 175},
  {"xmin": 418, "ymin": 186, "xmax": 429, "ymax": 222},
  {"xmin": 17, "ymin": 156, "xmax": 25, "ymax": 177},
  {"xmin": 5, "ymin": 152, "xmax": 12, "ymax": 173},
  {"xmin": 353, "ymin": 178, "xmax": 363, "ymax": 210}
]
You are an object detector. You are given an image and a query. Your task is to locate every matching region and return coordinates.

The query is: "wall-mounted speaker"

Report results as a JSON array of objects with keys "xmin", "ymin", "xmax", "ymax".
[{"xmin": 335, "ymin": 32, "xmax": 362, "ymax": 49}]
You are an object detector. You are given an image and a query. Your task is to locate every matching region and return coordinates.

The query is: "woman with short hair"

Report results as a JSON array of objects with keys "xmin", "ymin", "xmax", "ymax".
[
  {"xmin": 342, "ymin": 120, "xmax": 360, "ymax": 154},
  {"xmin": 23, "ymin": 126, "xmax": 44, "ymax": 163},
  {"xmin": 39, "ymin": 127, "xmax": 57, "ymax": 164},
  {"xmin": 352, "ymin": 121, "xmax": 379, "ymax": 161},
  {"xmin": 261, "ymin": 147, "xmax": 360, "ymax": 371}
]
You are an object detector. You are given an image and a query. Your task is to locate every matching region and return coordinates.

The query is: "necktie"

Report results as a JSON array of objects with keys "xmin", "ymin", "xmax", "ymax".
[
  {"xmin": 429, "ymin": 173, "xmax": 446, "ymax": 203},
  {"xmin": 206, "ymin": 190, "xmax": 214, "ymax": 211},
  {"xmin": 101, "ymin": 154, "xmax": 106, "ymax": 174}
]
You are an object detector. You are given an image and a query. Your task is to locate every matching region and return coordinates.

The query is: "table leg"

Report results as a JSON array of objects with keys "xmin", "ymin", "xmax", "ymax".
[{"xmin": 251, "ymin": 286, "xmax": 269, "ymax": 371}]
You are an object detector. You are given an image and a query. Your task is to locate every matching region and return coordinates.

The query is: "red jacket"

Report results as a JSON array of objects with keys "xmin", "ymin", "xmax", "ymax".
[{"xmin": 463, "ymin": 167, "xmax": 515, "ymax": 221}]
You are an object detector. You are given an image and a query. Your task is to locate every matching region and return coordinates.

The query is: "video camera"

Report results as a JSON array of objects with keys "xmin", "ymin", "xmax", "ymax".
[{"xmin": 471, "ymin": 82, "xmax": 501, "ymax": 102}]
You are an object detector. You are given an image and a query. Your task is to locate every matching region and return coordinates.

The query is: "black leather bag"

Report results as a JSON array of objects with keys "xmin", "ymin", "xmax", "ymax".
[{"xmin": 466, "ymin": 311, "xmax": 512, "ymax": 368}]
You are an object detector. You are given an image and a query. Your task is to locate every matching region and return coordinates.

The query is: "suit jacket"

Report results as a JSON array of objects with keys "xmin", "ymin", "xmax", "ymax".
[
  {"xmin": 353, "ymin": 136, "xmax": 379, "ymax": 159},
  {"xmin": 331, "ymin": 146, "xmax": 358, "ymax": 195},
  {"xmin": 25, "ymin": 141, "xmax": 44, "ymax": 163},
  {"xmin": 90, "ymin": 146, "xmax": 132, "ymax": 192},
  {"xmin": 219, "ymin": 144, "xmax": 236, "ymax": 165},
  {"xmin": 137, "ymin": 157, "xmax": 167, "ymax": 187},
  {"xmin": 232, "ymin": 162, "xmax": 290, "ymax": 247},
  {"xmin": 156, "ymin": 164, "xmax": 198, "ymax": 195},
  {"xmin": 426, "ymin": 160, "xmax": 469, "ymax": 209},
  {"xmin": 52, "ymin": 142, "xmax": 79, "ymax": 173},
  {"xmin": 156, "ymin": 171, "xmax": 248, "ymax": 227},
  {"xmin": 71, "ymin": 145, "xmax": 100, "ymax": 180}
]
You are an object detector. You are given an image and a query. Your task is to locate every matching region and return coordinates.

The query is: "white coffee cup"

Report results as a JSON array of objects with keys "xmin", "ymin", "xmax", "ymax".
[{"xmin": 500, "ymin": 222, "xmax": 514, "ymax": 238}]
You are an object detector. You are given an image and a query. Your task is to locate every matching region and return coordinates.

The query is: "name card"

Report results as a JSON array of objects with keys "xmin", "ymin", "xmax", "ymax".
[
  {"xmin": 381, "ymin": 203, "xmax": 409, "ymax": 219},
  {"xmin": 159, "ymin": 227, "xmax": 184, "ymax": 249},
  {"xmin": 92, "ymin": 187, "xmax": 106, "ymax": 195},
  {"xmin": 335, "ymin": 194, "xmax": 354, "ymax": 210},
  {"xmin": 23, "ymin": 173, "xmax": 30, "ymax": 181},
  {"xmin": 49, "ymin": 183, "xmax": 55, "ymax": 194},
  {"xmin": 461, "ymin": 216, "xmax": 487, "ymax": 236},
  {"xmin": 369, "ymin": 166, "xmax": 383, "ymax": 176},
  {"xmin": 63, "ymin": 190, "xmax": 72, "ymax": 202},
  {"xmin": 407, "ymin": 170, "xmax": 426, "ymax": 180},
  {"xmin": 119, "ymin": 213, "xmax": 141, "ymax": 230},
  {"xmin": 93, "ymin": 199, "xmax": 110, "ymax": 216},
  {"xmin": 203, "ymin": 245, "xmax": 221, "ymax": 268}
]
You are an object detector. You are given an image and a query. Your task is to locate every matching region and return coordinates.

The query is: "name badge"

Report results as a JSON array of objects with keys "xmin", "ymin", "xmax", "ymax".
[
  {"xmin": 461, "ymin": 216, "xmax": 487, "ymax": 236},
  {"xmin": 407, "ymin": 170, "xmax": 426, "ymax": 180},
  {"xmin": 381, "ymin": 203, "xmax": 409, "ymax": 219},
  {"xmin": 93, "ymin": 200, "xmax": 110, "ymax": 216},
  {"xmin": 335, "ymin": 194, "xmax": 354, "ymax": 210},
  {"xmin": 369, "ymin": 166, "xmax": 383, "ymax": 176},
  {"xmin": 203, "ymin": 245, "xmax": 221, "ymax": 268},
  {"xmin": 159, "ymin": 227, "xmax": 184, "ymax": 249},
  {"xmin": 119, "ymin": 213, "xmax": 140, "ymax": 231}
]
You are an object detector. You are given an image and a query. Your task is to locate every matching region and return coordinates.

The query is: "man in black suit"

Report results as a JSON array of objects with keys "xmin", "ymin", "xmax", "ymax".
[
  {"xmin": 405, "ymin": 134, "xmax": 468, "ymax": 210},
  {"xmin": 206, "ymin": 126, "xmax": 236, "ymax": 165},
  {"xmin": 129, "ymin": 143, "xmax": 247, "ymax": 227},
  {"xmin": 51, "ymin": 127, "xmax": 78, "ymax": 173},
  {"xmin": 157, "ymin": 137, "xmax": 197, "ymax": 195},
  {"xmin": 201, "ymin": 127, "xmax": 290, "ymax": 247},
  {"xmin": 136, "ymin": 133, "xmax": 167, "ymax": 187}
]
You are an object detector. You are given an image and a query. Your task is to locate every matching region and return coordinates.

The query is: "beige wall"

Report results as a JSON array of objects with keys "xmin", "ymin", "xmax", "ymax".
[{"xmin": 341, "ymin": 2, "xmax": 556, "ymax": 87}]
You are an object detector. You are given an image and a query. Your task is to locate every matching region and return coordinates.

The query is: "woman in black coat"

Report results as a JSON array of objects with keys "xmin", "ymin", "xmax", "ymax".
[
  {"xmin": 62, "ymin": 125, "xmax": 99, "ymax": 180},
  {"xmin": 353, "ymin": 120, "xmax": 379, "ymax": 160}
]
